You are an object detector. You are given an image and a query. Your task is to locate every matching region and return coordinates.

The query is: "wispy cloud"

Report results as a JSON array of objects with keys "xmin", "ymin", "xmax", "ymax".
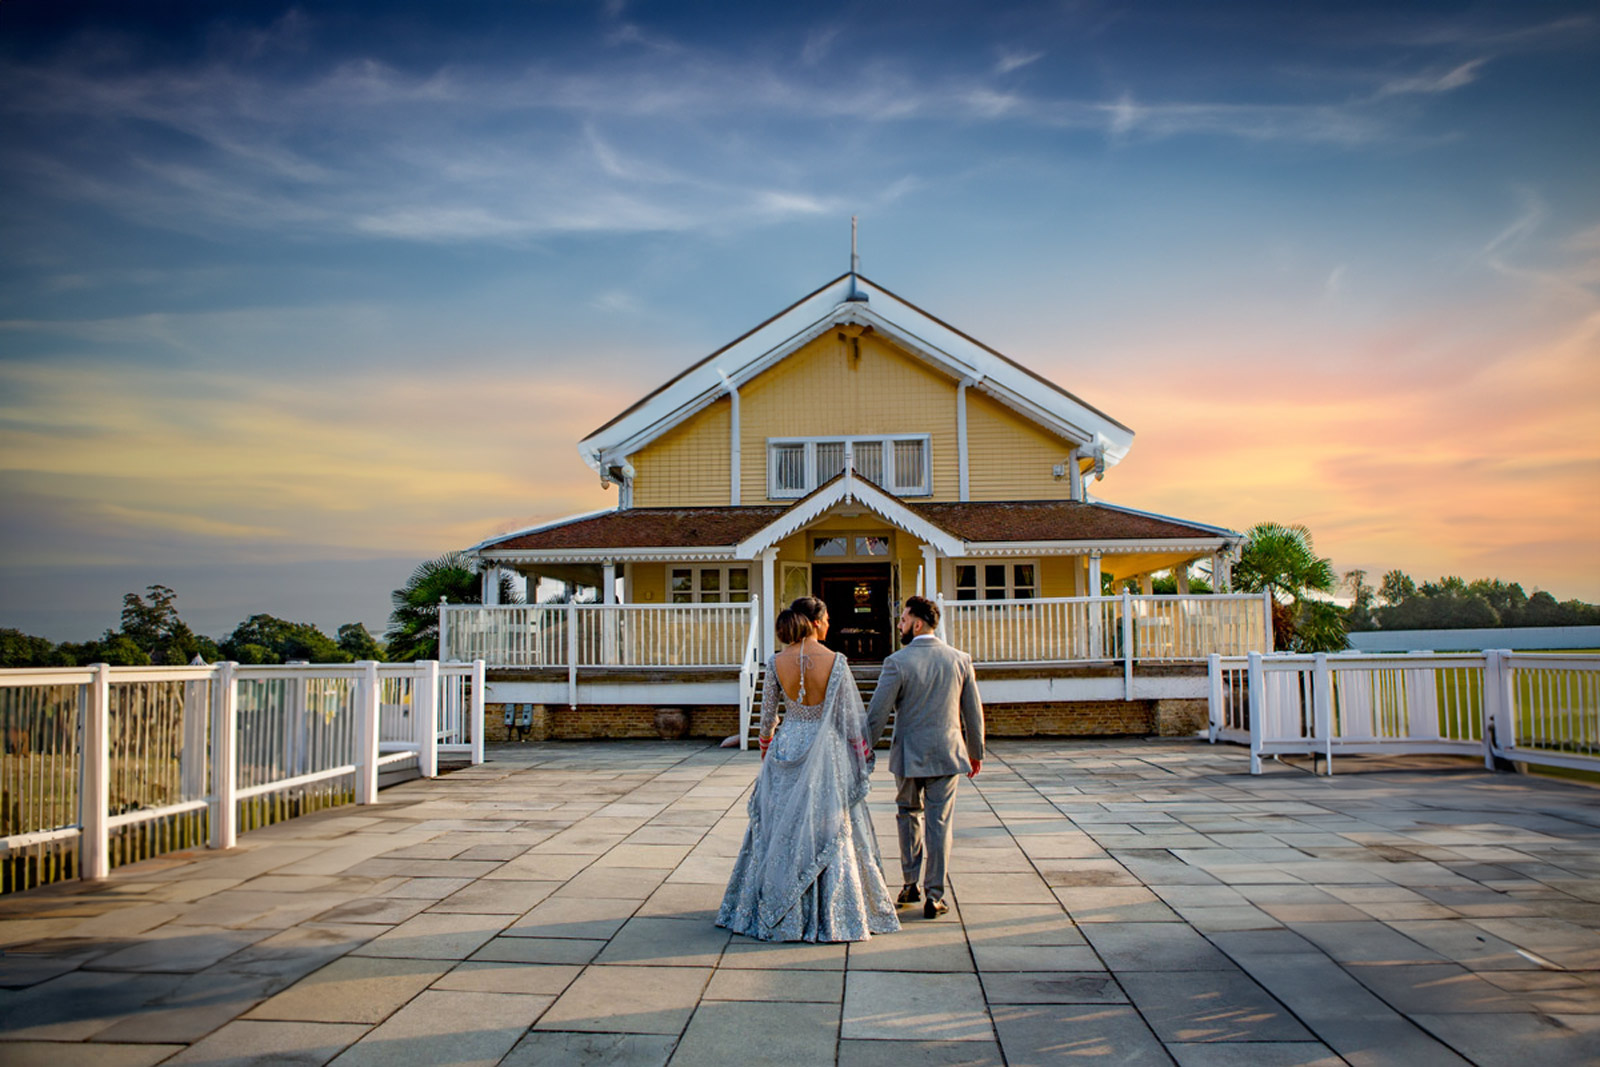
[
  {"xmin": 996, "ymin": 50, "xmax": 1044, "ymax": 75},
  {"xmin": 1375, "ymin": 57, "xmax": 1489, "ymax": 98}
]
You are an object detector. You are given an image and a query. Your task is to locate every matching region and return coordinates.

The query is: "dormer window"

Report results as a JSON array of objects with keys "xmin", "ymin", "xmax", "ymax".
[{"xmin": 768, "ymin": 435, "xmax": 931, "ymax": 498}]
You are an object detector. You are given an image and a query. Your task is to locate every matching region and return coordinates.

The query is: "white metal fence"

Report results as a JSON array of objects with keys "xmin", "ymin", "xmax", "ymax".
[
  {"xmin": 1208, "ymin": 650, "xmax": 1600, "ymax": 775},
  {"xmin": 0, "ymin": 659, "xmax": 485, "ymax": 893}
]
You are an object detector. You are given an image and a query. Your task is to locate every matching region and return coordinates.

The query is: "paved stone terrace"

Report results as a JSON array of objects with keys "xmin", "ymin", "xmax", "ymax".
[{"xmin": 2, "ymin": 740, "xmax": 1599, "ymax": 1066}]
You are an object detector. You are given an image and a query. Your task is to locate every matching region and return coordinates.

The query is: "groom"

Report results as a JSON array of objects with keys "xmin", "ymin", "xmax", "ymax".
[{"xmin": 865, "ymin": 595, "xmax": 985, "ymax": 918}]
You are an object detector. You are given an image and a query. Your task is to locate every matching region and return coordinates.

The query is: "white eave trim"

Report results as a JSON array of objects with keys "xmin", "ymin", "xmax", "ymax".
[
  {"xmin": 582, "ymin": 274, "xmax": 1135, "ymax": 473},
  {"xmin": 736, "ymin": 472, "xmax": 965, "ymax": 558},
  {"xmin": 961, "ymin": 538, "xmax": 1233, "ymax": 557},
  {"xmin": 477, "ymin": 546, "xmax": 738, "ymax": 565}
]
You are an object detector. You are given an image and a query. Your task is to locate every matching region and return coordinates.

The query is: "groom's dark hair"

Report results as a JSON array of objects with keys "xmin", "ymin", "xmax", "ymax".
[{"xmin": 903, "ymin": 595, "xmax": 939, "ymax": 631}]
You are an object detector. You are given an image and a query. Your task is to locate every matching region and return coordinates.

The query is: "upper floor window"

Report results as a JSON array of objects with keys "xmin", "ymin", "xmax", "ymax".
[{"xmin": 768, "ymin": 435, "xmax": 931, "ymax": 498}]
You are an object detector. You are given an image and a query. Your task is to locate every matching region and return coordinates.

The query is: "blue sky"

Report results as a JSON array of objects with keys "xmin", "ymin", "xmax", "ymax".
[{"xmin": 2, "ymin": 1, "xmax": 1597, "ymax": 641}]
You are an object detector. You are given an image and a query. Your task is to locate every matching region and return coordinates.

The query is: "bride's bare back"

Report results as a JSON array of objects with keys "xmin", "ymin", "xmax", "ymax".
[{"xmin": 773, "ymin": 641, "xmax": 836, "ymax": 704}]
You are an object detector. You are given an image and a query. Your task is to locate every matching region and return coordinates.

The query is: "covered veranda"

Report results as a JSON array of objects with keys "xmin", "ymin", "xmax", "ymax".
[{"xmin": 2, "ymin": 739, "xmax": 1597, "ymax": 1065}]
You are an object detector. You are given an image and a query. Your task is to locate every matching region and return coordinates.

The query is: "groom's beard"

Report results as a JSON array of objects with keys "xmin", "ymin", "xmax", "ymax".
[{"xmin": 899, "ymin": 627, "xmax": 916, "ymax": 646}]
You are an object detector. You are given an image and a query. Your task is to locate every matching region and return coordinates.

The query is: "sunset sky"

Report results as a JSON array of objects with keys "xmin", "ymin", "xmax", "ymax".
[{"xmin": 2, "ymin": 1, "xmax": 1597, "ymax": 641}]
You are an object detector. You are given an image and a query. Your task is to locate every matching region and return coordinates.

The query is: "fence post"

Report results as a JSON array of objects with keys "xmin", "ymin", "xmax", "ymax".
[
  {"xmin": 1121, "ymin": 590, "xmax": 1134, "ymax": 700},
  {"xmin": 80, "ymin": 663, "xmax": 111, "ymax": 880},
  {"xmin": 567, "ymin": 602, "xmax": 579, "ymax": 709},
  {"xmin": 1488, "ymin": 648, "xmax": 1516, "ymax": 767},
  {"xmin": 1262, "ymin": 590, "xmax": 1275, "ymax": 652},
  {"xmin": 1247, "ymin": 651, "xmax": 1264, "ymax": 774},
  {"xmin": 356, "ymin": 661, "xmax": 379, "ymax": 804},
  {"xmin": 1313, "ymin": 652, "xmax": 1333, "ymax": 776},
  {"xmin": 210, "ymin": 662, "xmax": 238, "ymax": 849},
  {"xmin": 417, "ymin": 660, "xmax": 439, "ymax": 778},
  {"xmin": 471, "ymin": 659, "xmax": 486, "ymax": 765},
  {"xmin": 1207, "ymin": 653, "xmax": 1222, "ymax": 743}
]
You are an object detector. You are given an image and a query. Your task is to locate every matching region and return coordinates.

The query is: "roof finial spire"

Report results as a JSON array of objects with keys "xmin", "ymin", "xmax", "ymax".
[{"xmin": 851, "ymin": 215, "xmax": 859, "ymax": 275}]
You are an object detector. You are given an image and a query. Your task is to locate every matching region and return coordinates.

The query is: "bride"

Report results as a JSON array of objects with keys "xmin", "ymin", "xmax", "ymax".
[{"xmin": 716, "ymin": 596, "xmax": 900, "ymax": 942}]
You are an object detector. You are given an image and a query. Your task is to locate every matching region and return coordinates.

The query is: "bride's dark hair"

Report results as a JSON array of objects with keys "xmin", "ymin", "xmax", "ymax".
[
  {"xmin": 788, "ymin": 596, "xmax": 827, "ymax": 625},
  {"xmin": 775, "ymin": 608, "xmax": 813, "ymax": 646}
]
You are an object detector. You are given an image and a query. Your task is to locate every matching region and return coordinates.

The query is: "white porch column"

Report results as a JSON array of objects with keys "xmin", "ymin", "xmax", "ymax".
[
  {"xmin": 601, "ymin": 561, "xmax": 616, "ymax": 604},
  {"xmin": 1212, "ymin": 551, "xmax": 1231, "ymax": 593},
  {"xmin": 1173, "ymin": 561, "xmax": 1190, "ymax": 595},
  {"xmin": 920, "ymin": 544, "xmax": 940, "ymax": 599},
  {"xmin": 483, "ymin": 566, "xmax": 501, "ymax": 606},
  {"xmin": 600, "ymin": 560, "xmax": 617, "ymax": 665},
  {"xmin": 761, "ymin": 548, "xmax": 778, "ymax": 661},
  {"xmin": 1088, "ymin": 551, "xmax": 1103, "ymax": 598},
  {"xmin": 1139, "ymin": 573, "xmax": 1154, "ymax": 596}
]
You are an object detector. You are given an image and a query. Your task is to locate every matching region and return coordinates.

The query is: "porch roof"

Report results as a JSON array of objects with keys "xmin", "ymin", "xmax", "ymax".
[{"xmin": 473, "ymin": 493, "xmax": 1236, "ymax": 561}]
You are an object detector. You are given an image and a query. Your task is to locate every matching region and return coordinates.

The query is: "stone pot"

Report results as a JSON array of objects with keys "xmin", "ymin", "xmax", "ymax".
[{"xmin": 654, "ymin": 707, "xmax": 690, "ymax": 740}]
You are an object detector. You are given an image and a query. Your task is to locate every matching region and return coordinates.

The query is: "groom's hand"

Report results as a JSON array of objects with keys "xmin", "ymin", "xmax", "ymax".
[{"xmin": 967, "ymin": 759, "xmax": 981, "ymax": 779}]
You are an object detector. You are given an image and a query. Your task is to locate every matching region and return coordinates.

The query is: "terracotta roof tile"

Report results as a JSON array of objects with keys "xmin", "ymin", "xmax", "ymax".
[{"xmin": 909, "ymin": 500, "xmax": 1227, "ymax": 542}]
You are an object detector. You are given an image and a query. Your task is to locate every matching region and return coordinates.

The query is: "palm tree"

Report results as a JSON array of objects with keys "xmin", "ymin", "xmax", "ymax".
[
  {"xmin": 386, "ymin": 552, "xmax": 520, "ymax": 661},
  {"xmin": 1233, "ymin": 522, "xmax": 1343, "ymax": 652}
]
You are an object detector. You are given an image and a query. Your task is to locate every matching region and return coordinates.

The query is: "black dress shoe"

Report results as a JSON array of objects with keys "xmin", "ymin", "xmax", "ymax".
[
  {"xmin": 924, "ymin": 898, "xmax": 949, "ymax": 918},
  {"xmin": 897, "ymin": 884, "xmax": 921, "ymax": 906}
]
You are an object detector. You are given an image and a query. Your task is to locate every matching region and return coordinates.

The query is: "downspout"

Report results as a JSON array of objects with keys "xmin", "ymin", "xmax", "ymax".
[
  {"xmin": 717, "ymin": 370, "xmax": 740, "ymax": 506},
  {"xmin": 957, "ymin": 375, "xmax": 982, "ymax": 502}
]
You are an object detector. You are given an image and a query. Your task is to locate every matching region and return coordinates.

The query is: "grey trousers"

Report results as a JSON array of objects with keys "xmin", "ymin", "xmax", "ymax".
[{"xmin": 896, "ymin": 774, "xmax": 959, "ymax": 902}]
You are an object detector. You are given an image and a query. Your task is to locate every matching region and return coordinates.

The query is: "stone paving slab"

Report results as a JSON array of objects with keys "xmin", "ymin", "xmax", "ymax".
[{"xmin": 2, "ymin": 739, "xmax": 1599, "ymax": 1064}]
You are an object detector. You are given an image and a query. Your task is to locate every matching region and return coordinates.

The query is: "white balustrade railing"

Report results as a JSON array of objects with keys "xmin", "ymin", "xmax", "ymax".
[
  {"xmin": 444, "ymin": 602, "xmax": 757, "ymax": 668},
  {"xmin": 1208, "ymin": 650, "xmax": 1600, "ymax": 775},
  {"xmin": 941, "ymin": 591, "xmax": 1271, "ymax": 665},
  {"xmin": 0, "ymin": 659, "xmax": 485, "ymax": 894}
]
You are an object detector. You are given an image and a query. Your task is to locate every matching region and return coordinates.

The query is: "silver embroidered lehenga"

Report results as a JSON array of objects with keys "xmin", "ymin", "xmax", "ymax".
[{"xmin": 716, "ymin": 652, "xmax": 900, "ymax": 942}]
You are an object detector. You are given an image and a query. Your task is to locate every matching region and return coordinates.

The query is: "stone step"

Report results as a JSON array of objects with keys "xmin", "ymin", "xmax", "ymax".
[{"xmin": 746, "ymin": 665, "xmax": 889, "ymax": 743}]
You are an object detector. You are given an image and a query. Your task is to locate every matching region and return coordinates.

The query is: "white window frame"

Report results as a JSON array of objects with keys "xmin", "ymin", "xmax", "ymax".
[
  {"xmin": 807, "ymin": 531, "xmax": 894, "ymax": 562},
  {"xmin": 952, "ymin": 559, "xmax": 1040, "ymax": 601},
  {"xmin": 766, "ymin": 434, "xmax": 932, "ymax": 499},
  {"xmin": 669, "ymin": 564, "xmax": 752, "ymax": 604}
]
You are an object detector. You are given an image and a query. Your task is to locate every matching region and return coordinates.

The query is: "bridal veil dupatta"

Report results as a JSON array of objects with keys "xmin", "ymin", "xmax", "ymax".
[{"xmin": 750, "ymin": 654, "xmax": 875, "ymax": 932}]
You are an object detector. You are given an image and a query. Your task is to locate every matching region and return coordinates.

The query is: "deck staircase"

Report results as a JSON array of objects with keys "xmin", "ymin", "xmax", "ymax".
[{"xmin": 745, "ymin": 664, "xmax": 890, "ymax": 749}]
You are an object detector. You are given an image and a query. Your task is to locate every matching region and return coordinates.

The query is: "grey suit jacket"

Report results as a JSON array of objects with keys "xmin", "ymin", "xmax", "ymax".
[{"xmin": 865, "ymin": 635, "xmax": 985, "ymax": 778}]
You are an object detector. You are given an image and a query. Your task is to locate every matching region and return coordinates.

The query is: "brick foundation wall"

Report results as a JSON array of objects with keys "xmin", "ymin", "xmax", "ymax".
[
  {"xmin": 487, "ymin": 704, "xmax": 741, "ymax": 743},
  {"xmin": 486, "ymin": 699, "xmax": 1208, "ymax": 743}
]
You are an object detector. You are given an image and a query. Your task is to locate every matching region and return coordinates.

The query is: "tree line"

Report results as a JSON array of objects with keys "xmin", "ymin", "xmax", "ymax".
[
  {"xmin": 0, "ymin": 554, "xmax": 508, "ymax": 668},
  {"xmin": 2, "ymin": 541, "xmax": 1594, "ymax": 667}
]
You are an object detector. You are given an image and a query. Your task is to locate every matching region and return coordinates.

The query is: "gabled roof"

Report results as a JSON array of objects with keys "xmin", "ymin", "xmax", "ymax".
[
  {"xmin": 733, "ymin": 470, "xmax": 964, "ymax": 558},
  {"xmin": 579, "ymin": 273, "xmax": 1135, "ymax": 477}
]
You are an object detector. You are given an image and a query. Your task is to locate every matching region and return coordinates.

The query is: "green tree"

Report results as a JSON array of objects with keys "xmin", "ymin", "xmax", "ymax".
[
  {"xmin": 1342, "ymin": 569, "xmax": 1378, "ymax": 632},
  {"xmin": 337, "ymin": 623, "xmax": 386, "ymax": 661},
  {"xmin": 1233, "ymin": 522, "xmax": 1343, "ymax": 651},
  {"xmin": 386, "ymin": 552, "xmax": 519, "ymax": 661},
  {"xmin": 1379, "ymin": 569, "xmax": 1416, "ymax": 605},
  {"xmin": 0, "ymin": 629, "xmax": 57, "ymax": 667},
  {"xmin": 115, "ymin": 585, "xmax": 219, "ymax": 664},
  {"xmin": 221, "ymin": 615, "xmax": 347, "ymax": 664}
]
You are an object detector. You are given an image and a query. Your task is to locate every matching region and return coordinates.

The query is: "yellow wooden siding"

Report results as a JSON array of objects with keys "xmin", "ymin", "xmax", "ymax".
[
  {"xmin": 630, "ymin": 564, "xmax": 667, "ymax": 603},
  {"xmin": 965, "ymin": 390, "xmax": 1076, "ymax": 501},
  {"xmin": 1040, "ymin": 555, "xmax": 1082, "ymax": 598},
  {"xmin": 738, "ymin": 332, "xmax": 961, "ymax": 503},
  {"xmin": 630, "ymin": 397, "xmax": 732, "ymax": 507}
]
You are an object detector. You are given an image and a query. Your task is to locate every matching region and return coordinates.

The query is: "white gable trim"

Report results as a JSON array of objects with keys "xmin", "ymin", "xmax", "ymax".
[
  {"xmin": 734, "ymin": 471, "xmax": 965, "ymax": 558},
  {"xmin": 581, "ymin": 274, "xmax": 1134, "ymax": 475}
]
